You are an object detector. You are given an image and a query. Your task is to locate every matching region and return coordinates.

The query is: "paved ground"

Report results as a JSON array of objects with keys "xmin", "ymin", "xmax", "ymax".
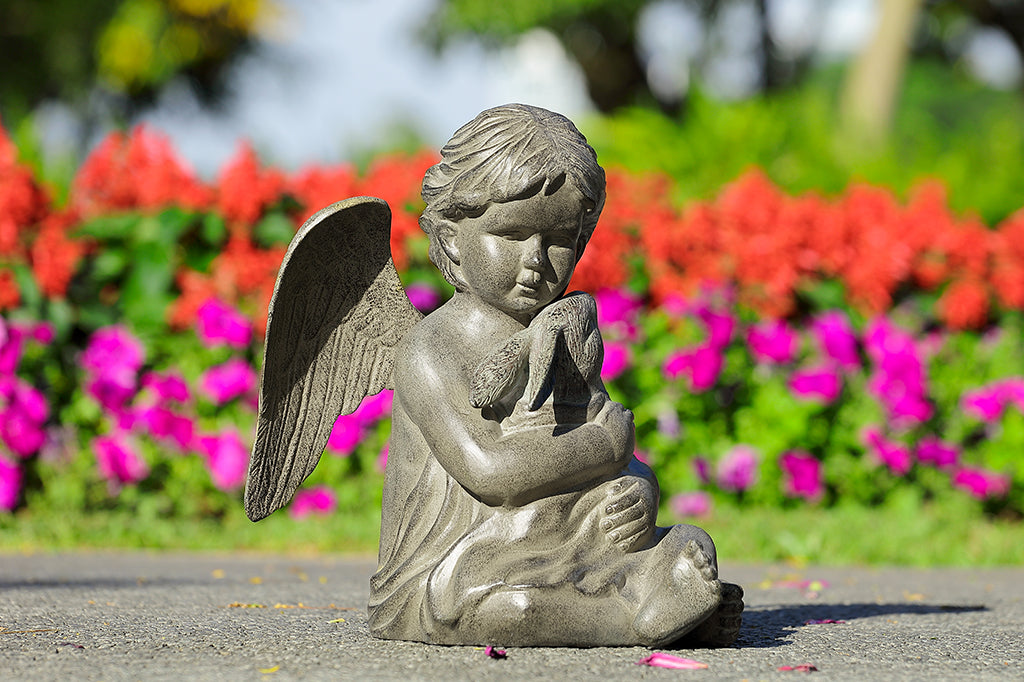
[{"xmin": 1, "ymin": 553, "xmax": 1021, "ymax": 680}]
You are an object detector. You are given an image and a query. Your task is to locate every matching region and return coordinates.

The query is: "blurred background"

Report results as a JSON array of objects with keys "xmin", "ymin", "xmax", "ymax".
[{"xmin": 2, "ymin": 0, "xmax": 1024, "ymax": 564}]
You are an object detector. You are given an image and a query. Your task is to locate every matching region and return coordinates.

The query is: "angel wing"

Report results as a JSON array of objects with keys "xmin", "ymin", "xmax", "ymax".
[{"xmin": 244, "ymin": 196, "xmax": 423, "ymax": 521}]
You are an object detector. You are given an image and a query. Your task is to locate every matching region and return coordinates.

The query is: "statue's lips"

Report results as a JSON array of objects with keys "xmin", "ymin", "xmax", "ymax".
[{"xmin": 515, "ymin": 282, "xmax": 542, "ymax": 298}]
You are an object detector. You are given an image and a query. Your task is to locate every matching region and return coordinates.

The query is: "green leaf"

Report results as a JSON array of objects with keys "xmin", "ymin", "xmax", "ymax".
[
  {"xmin": 201, "ymin": 213, "xmax": 227, "ymax": 246},
  {"xmin": 75, "ymin": 213, "xmax": 141, "ymax": 240},
  {"xmin": 11, "ymin": 262, "xmax": 42, "ymax": 310},
  {"xmin": 120, "ymin": 241, "xmax": 175, "ymax": 334},
  {"xmin": 254, "ymin": 212, "xmax": 296, "ymax": 248}
]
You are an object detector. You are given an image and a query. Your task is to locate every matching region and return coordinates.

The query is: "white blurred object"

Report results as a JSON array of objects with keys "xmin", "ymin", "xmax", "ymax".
[{"xmin": 963, "ymin": 26, "xmax": 1023, "ymax": 90}]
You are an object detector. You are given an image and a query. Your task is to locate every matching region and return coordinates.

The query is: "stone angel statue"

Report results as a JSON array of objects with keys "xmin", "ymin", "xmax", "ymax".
[{"xmin": 245, "ymin": 104, "xmax": 743, "ymax": 648}]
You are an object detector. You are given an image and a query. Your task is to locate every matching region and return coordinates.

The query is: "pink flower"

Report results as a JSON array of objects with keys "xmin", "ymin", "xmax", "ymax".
[
  {"xmin": 94, "ymin": 432, "xmax": 149, "ymax": 485},
  {"xmin": 196, "ymin": 298, "xmax": 252, "ymax": 349},
  {"xmin": 864, "ymin": 318, "xmax": 932, "ymax": 427},
  {"xmin": 717, "ymin": 445, "xmax": 758, "ymax": 492},
  {"xmin": 916, "ymin": 436, "xmax": 959, "ymax": 470},
  {"xmin": 326, "ymin": 413, "xmax": 363, "ymax": 456},
  {"xmin": 196, "ymin": 430, "xmax": 249, "ymax": 490},
  {"xmin": 961, "ymin": 386, "xmax": 1004, "ymax": 422},
  {"xmin": 811, "ymin": 311, "xmax": 859, "ymax": 370},
  {"xmin": 663, "ymin": 343, "xmax": 723, "ymax": 392},
  {"xmin": 697, "ymin": 305, "xmax": 735, "ymax": 348},
  {"xmin": 142, "ymin": 371, "xmax": 190, "ymax": 403},
  {"xmin": 862, "ymin": 426, "xmax": 913, "ymax": 476},
  {"xmin": 779, "ymin": 450, "xmax": 824, "ymax": 501},
  {"xmin": 352, "ymin": 390, "xmax": 394, "ymax": 426},
  {"xmin": 0, "ymin": 456, "xmax": 21, "ymax": 511},
  {"xmin": 405, "ymin": 283, "xmax": 441, "ymax": 313},
  {"xmin": 595, "ymin": 288, "xmax": 642, "ymax": 339},
  {"xmin": 199, "ymin": 358, "xmax": 257, "ymax": 405},
  {"xmin": 670, "ymin": 491, "xmax": 712, "ymax": 517},
  {"xmin": 600, "ymin": 341, "xmax": 631, "ymax": 381},
  {"xmin": 85, "ymin": 367, "xmax": 138, "ymax": 413},
  {"xmin": 0, "ymin": 321, "xmax": 54, "ymax": 376},
  {"xmin": 747, "ymin": 319, "xmax": 798, "ymax": 364},
  {"xmin": 952, "ymin": 467, "xmax": 1010, "ymax": 500},
  {"xmin": 377, "ymin": 442, "xmax": 389, "ymax": 472},
  {"xmin": 636, "ymin": 652, "xmax": 708, "ymax": 669},
  {"xmin": 0, "ymin": 377, "xmax": 50, "ymax": 457},
  {"xmin": 789, "ymin": 365, "xmax": 841, "ymax": 404},
  {"xmin": 136, "ymin": 405, "xmax": 195, "ymax": 451},
  {"xmin": 290, "ymin": 485, "xmax": 337, "ymax": 519},
  {"xmin": 80, "ymin": 326, "xmax": 145, "ymax": 374}
]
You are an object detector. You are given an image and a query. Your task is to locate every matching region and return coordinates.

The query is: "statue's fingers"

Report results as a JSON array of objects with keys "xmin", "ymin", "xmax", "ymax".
[
  {"xmin": 609, "ymin": 516, "xmax": 650, "ymax": 544},
  {"xmin": 603, "ymin": 493, "xmax": 643, "ymax": 517}
]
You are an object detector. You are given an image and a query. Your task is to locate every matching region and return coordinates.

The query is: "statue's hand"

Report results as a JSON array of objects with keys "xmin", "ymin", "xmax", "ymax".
[
  {"xmin": 599, "ymin": 477, "xmax": 657, "ymax": 553},
  {"xmin": 594, "ymin": 399, "xmax": 635, "ymax": 465}
]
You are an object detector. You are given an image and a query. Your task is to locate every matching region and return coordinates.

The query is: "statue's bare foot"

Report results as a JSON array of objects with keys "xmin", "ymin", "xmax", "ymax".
[
  {"xmin": 680, "ymin": 582, "xmax": 744, "ymax": 647},
  {"xmin": 633, "ymin": 540, "xmax": 722, "ymax": 647}
]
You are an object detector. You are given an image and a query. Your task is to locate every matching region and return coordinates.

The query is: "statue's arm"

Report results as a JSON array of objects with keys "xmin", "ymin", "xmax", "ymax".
[{"xmin": 396, "ymin": 335, "xmax": 633, "ymax": 507}]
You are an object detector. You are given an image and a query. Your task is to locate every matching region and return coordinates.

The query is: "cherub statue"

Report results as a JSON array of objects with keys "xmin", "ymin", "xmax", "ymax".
[{"xmin": 245, "ymin": 104, "xmax": 743, "ymax": 647}]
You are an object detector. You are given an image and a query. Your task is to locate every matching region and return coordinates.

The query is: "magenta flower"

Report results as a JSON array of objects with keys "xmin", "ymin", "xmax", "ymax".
[
  {"xmin": 779, "ymin": 450, "xmax": 824, "ymax": 502},
  {"xmin": 80, "ymin": 326, "xmax": 145, "ymax": 375},
  {"xmin": 789, "ymin": 365, "xmax": 841, "ymax": 404},
  {"xmin": 862, "ymin": 426, "xmax": 913, "ymax": 476},
  {"xmin": 693, "ymin": 456, "xmax": 711, "ymax": 484},
  {"xmin": 85, "ymin": 367, "xmax": 138, "ymax": 413},
  {"xmin": 595, "ymin": 288, "xmax": 642, "ymax": 339},
  {"xmin": 916, "ymin": 436, "xmax": 959, "ymax": 470},
  {"xmin": 663, "ymin": 343, "xmax": 723, "ymax": 392},
  {"xmin": 747, "ymin": 319, "xmax": 798, "ymax": 364},
  {"xmin": 0, "ymin": 322, "xmax": 24, "ymax": 376},
  {"xmin": 717, "ymin": 445, "xmax": 758, "ymax": 492},
  {"xmin": 326, "ymin": 413, "xmax": 363, "ymax": 456},
  {"xmin": 142, "ymin": 371, "xmax": 191, "ymax": 403},
  {"xmin": 0, "ymin": 456, "xmax": 21, "ymax": 511},
  {"xmin": 600, "ymin": 341, "xmax": 631, "ymax": 381},
  {"xmin": 811, "ymin": 311, "xmax": 859, "ymax": 370},
  {"xmin": 352, "ymin": 390, "xmax": 394, "ymax": 426},
  {"xmin": 196, "ymin": 429, "xmax": 249, "ymax": 490},
  {"xmin": 290, "ymin": 485, "xmax": 337, "ymax": 519},
  {"xmin": 961, "ymin": 386, "xmax": 1004, "ymax": 422},
  {"xmin": 998, "ymin": 377, "xmax": 1024, "ymax": 412},
  {"xmin": 94, "ymin": 432, "xmax": 149, "ymax": 485},
  {"xmin": 696, "ymin": 305, "xmax": 735, "ymax": 348},
  {"xmin": 952, "ymin": 467, "xmax": 1010, "ymax": 500},
  {"xmin": 405, "ymin": 283, "xmax": 441, "ymax": 313},
  {"xmin": 0, "ymin": 377, "xmax": 50, "ymax": 457},
  {"xmin": 196, "ymin": 298, "xmax": 252, "ymax": 349},
  {"xmin": 137, "ymin": 405, "xmax": 195, "ymax": 451},
  {"xmin": 377, "ymin": 441, "xmax": 389, "ymax": 472},
  {"xmin": 199, "ymin": 358, "xmax": 258, "ymax": 405},
  {"xmin": 864, "ymin": 318, "xmax": 933, "ymax": 427},
  {"xmin": 670, "ymin": 491, "xmax": 712, "ymax": 517}
]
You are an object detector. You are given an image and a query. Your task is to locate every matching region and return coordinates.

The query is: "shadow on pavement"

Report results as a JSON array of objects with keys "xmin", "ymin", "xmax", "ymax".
[{"xmin": 733, "ymin": 602, "xmax": 988, "ymax": 649}]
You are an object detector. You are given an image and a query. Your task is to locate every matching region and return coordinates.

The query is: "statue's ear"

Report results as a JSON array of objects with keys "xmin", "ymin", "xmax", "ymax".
[{"xmin": 438, "ymin": 220, "xmax": 460, "ymax": 265}]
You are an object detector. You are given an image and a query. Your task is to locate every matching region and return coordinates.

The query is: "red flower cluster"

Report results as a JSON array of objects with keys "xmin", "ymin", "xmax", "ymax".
[
  {"xmin": 5, "ymin": 118, "xmax": 1024, "ymax": 333},
  {"xmin": 640, "ymin": 170, "xmax": 1015, "ymax": 328},
  {"xmin": 72, "ymin": 125, "xmax": 212, "ymax": 216}
]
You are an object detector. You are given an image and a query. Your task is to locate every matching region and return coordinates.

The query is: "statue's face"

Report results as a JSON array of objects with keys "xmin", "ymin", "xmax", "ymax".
[{"xmin": 456, "ymin": 180, "xmax": 584, "ymax": 322}]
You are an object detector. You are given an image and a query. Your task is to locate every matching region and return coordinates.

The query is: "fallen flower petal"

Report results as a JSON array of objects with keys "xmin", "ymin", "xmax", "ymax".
[
  {"xmin": 778, "ymin": 664, "xmax": 818, "ymax": 672},
  {"xmin": 484, "ymin": 645, "xmax": 507, "ymax": 659},
  {"xmin": 804, "ymin": 619, "xmax": 846, "ymax": 625},
  {"xmin": 636, "ymin": 652, "xmax": 708, "ymax": 669}
]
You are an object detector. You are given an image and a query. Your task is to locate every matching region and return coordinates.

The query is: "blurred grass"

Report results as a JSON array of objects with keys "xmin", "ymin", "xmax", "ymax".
[{"xmin": 3, "ymin": 495, "xmax": 1022, "ymax": 566}]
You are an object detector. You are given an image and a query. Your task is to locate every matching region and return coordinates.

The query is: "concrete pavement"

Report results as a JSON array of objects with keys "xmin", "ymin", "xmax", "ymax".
[{"xmin": 1, "ymin": 553, "xmax": 1022, "ymax": 680}]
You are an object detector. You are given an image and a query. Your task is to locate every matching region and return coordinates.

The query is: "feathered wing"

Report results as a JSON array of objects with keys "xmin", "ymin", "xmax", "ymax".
[{"xmin": 244, "ymin": 196, "xmax": 423, "ymax": 521}]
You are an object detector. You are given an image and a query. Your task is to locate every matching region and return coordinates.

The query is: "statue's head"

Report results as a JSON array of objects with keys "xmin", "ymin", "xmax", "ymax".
[{"xmin": 420, "ymin": 104, "xmax": 606, "ymax": 291}]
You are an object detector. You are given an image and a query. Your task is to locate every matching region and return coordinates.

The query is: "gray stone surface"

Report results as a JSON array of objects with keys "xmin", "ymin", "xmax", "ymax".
[{"xmin": 1, "ymin": 553, "xmax": 1021, "ymax": 680}]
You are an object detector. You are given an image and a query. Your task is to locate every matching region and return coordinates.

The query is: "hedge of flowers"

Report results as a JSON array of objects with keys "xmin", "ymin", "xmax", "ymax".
[{"xmin": 1, "ymin": 121, "xmax": 1022, "ymax": 523}]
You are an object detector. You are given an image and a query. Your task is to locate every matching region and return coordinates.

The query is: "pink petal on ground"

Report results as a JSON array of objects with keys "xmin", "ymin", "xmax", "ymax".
[
  {"xmin": 804, "ymin": 619, "xmax": 846, "ymax": 625},
  {"xmin": 636, "ymin": 652, "xmax": 708, "ymax": 669},
  {"xmin": 483, "ymin": 645, "xmax": 507, "ymax": 659},
  {"xmin": 778, "ymin": 664, "xmax": 819, "ymax": 672}
]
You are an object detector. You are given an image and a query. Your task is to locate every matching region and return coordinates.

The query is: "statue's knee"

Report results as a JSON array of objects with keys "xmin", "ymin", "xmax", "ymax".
[{"xmin": 670, "ymin": 523, "xmax": 718, "ymax": 567}]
